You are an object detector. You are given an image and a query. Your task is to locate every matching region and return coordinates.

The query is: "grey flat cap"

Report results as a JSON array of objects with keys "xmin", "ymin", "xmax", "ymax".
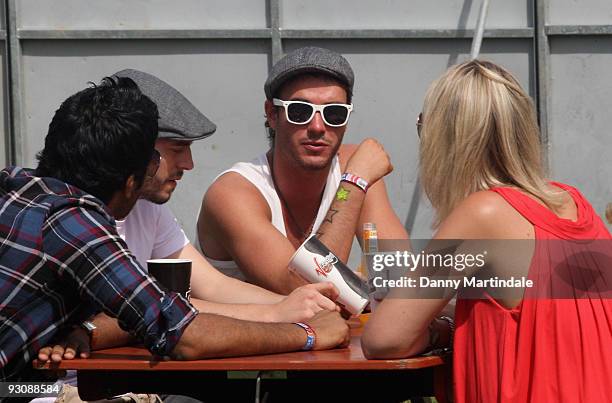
[
  {"xmin": 264, "ymin": 47, "xmax": 354, "ymax": 100},
  {"xmin": 113, "ymin": 69, "xmax": 216, "ymax": 140}
]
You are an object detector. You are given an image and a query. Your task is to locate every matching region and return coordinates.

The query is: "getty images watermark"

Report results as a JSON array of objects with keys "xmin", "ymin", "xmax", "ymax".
[
  {"xmin": 363, "ymin": 239, "xmax": 612, "ymax": 300},
  {"xmin": 370, "ymin": 249, "xmax": 533, "ymax": 290}
]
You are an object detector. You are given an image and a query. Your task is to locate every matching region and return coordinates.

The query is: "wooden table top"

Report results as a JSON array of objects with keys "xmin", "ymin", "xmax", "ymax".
[{"xmin": 36, "ymin": 323, "xmax": 445, "ymax": 372}]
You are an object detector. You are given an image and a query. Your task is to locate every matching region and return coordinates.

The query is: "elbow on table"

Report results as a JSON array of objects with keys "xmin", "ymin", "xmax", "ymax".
[
  {"xmin": 170, "ymin": 338, "xmax": 201, "ymax": 360},
  {"xmin": 361, "ymin": 331, "xmax": 424, "ymax": 360}
]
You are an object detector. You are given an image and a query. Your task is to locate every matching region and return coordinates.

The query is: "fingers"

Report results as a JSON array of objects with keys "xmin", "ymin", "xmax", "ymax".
[
  {"xmin": 37, "ymin": 327, "xmax": 91, "ymax": 363},
  {"xmin": 62, "ymin": 345, "xmax": 77, "ymax": 360},
  {"xmin": 281, "ymin": 284, "xmax": 345, "ymax": 322},
  {"xmin": 64, "ymin": 339, "xmax": 90, "ymax": 359},
  {"xmin": 302, "ymin": 283, "xmax": 341, "ymax": 313},
  {"xmin": 38, "ymin": 346, "xmax": 53, "ymax": 362},
  {"xmin": 51, "ymin": 345, "xmax": 66, "ymax": 362},
  {"xmin": 38, "ymin": 344, "xmax": 80, "ymax": 362},
  {"xmin": 346, "ymin": 138, "xmax": 392, "ymax": 185},
  {"xmin": 315, "ymin": 293, "xmax": 341, "ymax": 312},
  {"xmin": 79, "ymin": 340, "xmax": 91, "ymax": 359},
  {"xmin": 310, "ymin": 282, "xmax": 340, "ymax": 301}
]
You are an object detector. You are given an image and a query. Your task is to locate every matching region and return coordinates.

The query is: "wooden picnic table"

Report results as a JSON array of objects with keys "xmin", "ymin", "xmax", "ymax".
[{"xmin": 36, "ymin": 318, "xmax": 451, "ymax": 402}]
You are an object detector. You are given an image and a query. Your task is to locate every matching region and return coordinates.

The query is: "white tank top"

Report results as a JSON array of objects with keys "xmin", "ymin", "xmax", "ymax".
[{"xmin": 205, "ymin": 153, "xmax": 341, "ymax": 280}]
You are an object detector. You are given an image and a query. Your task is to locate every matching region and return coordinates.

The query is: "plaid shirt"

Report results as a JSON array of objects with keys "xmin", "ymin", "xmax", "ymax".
[{"xmin": 0, "ymin": 167, "xmax": 197, "ymax": 381}]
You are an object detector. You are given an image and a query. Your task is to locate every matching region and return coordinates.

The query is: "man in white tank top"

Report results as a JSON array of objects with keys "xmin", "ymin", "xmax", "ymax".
[
  {"xmin": 110, "ymin": 70, "xmax": 342, "ymax": 325},
  {"xmin": 198, "ymin": 47, "xmax": 409, "ymax": 295}
]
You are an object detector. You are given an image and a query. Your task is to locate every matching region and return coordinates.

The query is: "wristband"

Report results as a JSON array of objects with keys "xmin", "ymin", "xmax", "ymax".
[
  {"xmin": 341, "ymin": 173, "xmax": 369, "ymax": 193},
  {"xmin": 294, "ymin": 322, "xmax": 316, "ymax": 351},
  {"xmin": 438, "ymin": 315, "xmax": 455, "ymax": 348}
]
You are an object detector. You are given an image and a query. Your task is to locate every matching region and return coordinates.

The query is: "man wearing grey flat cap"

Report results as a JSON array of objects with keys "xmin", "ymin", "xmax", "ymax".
[{"xmin": 199, "ymin": 46, "xmax": 409, "ymax": 295}]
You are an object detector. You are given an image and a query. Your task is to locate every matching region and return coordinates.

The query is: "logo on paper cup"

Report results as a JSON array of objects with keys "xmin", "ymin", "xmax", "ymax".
[{"xmin": 314, "ymin": 253, "xmax": 338, "ymax": 277}]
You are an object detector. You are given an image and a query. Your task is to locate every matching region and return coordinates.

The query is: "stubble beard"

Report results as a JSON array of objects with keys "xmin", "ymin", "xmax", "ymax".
[
  {"xmin": 139, "ymin": 181, "xmax": 173, "ymax": 205},
  {"xmin": 144, "ymin": 191, "xmax": 171, "ymax": 205},
  {"xmin": 286, "ymin": 140, "xmax": 342, "ymax": 172}
]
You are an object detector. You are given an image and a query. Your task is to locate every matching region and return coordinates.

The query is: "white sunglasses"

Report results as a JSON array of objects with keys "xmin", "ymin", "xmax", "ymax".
[{"xmin": 273, "ymin": 98, "xmax": 353, "ymax": 127}]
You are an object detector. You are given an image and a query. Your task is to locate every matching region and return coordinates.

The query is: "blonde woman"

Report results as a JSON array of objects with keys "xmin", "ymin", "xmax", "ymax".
[{"xmin": 362, "ymin": 60, "xmax": 612, "ymax": 402}]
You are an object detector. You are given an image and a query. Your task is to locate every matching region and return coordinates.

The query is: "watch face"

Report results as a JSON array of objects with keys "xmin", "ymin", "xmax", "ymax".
[{"xmin": 82, "ymin": 321, "xmax": 97, "ymax": 333}]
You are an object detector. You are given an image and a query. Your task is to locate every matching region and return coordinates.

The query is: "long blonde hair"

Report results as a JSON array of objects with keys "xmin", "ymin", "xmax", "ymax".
[{"xmin": 420, "ymin": 60, "xmax": 563, "ymax": 227}]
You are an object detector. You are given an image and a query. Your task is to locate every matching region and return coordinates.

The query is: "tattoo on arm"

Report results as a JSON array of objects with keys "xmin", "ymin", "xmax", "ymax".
[
  {"xmin": 323, "ymin": 208, "xmax": 339, "ymax": 225},
  {"xmin": 335, "ymin": 186, "xmax": 350, "ymax": 201}
]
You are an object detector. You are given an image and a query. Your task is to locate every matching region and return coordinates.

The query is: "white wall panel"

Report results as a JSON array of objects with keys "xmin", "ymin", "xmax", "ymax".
[
  {"xmin": 21, "ymin": 39, "xmax": 269, "ymax": 237},
  {"xmin": 548, "ymin": 0, "xmax": 612, "ymax": 26},
  {"xmin": 283, "ymin": 0, "xmax": 531, "ymax": 29},
  {"xmin": 19, "ymin": 0, "xmax": 268, "ymax": 29},
  {"xmin": 549, "ymin": 37, "xmax": 612, "ymax": 224}
]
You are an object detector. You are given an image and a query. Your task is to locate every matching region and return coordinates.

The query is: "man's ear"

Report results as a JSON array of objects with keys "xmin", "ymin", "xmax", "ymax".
[
  {"xmin": 264, "ymin": 99, "xmax": 278, "ymax": 130},
  {"xmin": 106, "ymin": 175, "xmax": 140, "ymax": 219},
  {"xmin": 123, "ymin": 174, "xmax": 139, "ymax": 199}
]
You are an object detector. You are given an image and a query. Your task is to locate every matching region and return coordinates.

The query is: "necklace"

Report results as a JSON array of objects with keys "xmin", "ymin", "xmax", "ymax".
[{"xmin": 268, "ymin": 154, "xmax": 325, "ymax": 243}]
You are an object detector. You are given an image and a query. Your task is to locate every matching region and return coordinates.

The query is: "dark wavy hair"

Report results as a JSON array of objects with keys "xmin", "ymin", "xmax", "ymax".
[{"xmin": 35, "ymin": 77, "xmax": 159, "ymax": 204}]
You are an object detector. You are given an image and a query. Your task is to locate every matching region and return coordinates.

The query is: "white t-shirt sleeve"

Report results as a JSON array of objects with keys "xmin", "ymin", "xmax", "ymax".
[{"xmin": 151, "ymin": 204, "xmax": 191, "ymax": 259}]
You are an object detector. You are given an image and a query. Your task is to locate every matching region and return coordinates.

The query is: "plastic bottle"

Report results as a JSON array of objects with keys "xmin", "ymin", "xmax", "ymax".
[{"xmin": 359, "ymin": 222, "xmax": 378, "ymax": 278}]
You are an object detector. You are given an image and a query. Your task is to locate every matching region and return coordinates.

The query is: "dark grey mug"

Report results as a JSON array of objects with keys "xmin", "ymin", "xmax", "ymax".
[{"xmin": 147, "ymin": 259, "xmax": 192, "ymax": 301}]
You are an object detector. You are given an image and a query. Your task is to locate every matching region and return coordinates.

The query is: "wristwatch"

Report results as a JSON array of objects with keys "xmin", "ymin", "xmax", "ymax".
[
  {"xmin": 427, "ymin": 316, "xmax": 455, "ymax": 355},
  {"xmin": 81, "ymin": 320, "xmax": 98, "ymax": 348}
]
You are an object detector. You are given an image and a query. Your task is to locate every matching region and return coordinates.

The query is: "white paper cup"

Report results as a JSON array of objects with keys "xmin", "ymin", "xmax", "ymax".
[{"xmin": 289, "ymin": 235, "xmax": 369, "ymax": 315}]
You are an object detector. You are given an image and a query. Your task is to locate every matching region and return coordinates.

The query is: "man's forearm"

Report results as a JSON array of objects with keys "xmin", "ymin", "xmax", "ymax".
[
  {"xmin": 90, "ymin": 312, "xmax": 137, "ymax": 350},
  {"xmin": 190, "ymin": 298, "xmax": 279, "ymax": 322},
  {"xmin": 173, "ymin": 243, "xmax": 285, "ymax": 305},
  {"xmin": 266, "ymin": 270, "xmax": 309, "ymax": 295},
  {"xmin": 316, "ymin": 182, "xmax": 366, "ymax": 262},
  {"xmin": 193, "ymin": 274, "xmax": 285, "ymax": 305},
  {"xmin": 172, "ymin": 313, "xmax": 306, "ymax": 359},
  {"xmin": 313, "ymin": 138, "xmax": 394, "ymax": 262}
]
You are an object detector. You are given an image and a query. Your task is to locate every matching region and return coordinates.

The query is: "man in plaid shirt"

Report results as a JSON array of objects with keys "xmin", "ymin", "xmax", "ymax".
[
  {"xmin": 0, "ymin": 76, "xmax": 197, "ymax": 382},
  {"xmin": 0, "ymin": 77, "xmax": 349, "ymax": 384}
]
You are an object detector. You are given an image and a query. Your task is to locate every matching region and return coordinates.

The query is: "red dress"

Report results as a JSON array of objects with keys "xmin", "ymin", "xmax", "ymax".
[{"xmin": 453, "ymin": 183, "xmax": 612, "ymax": 402}]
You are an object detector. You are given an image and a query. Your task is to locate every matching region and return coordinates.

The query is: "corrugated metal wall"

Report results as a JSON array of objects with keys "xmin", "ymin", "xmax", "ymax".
[{"xmin": 1, "ymin": 0, "xmax": 610, "ymax": 266}]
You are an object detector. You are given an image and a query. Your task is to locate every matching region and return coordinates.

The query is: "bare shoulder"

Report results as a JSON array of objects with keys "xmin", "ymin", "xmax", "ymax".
[
  {"xmin": 198, "ymin": 171, "xmax": 281, "ymax": 261},
  {"xmin": 203, "ymin": 172, "xmax": 270, "ymax": 219},
  {"xmin": 458, "ymin": 190, "xmax": 510, "ymax": 218},
  {"xmin": 436, "ymin": 190, "xmax": 533, "ymax": 239}
]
